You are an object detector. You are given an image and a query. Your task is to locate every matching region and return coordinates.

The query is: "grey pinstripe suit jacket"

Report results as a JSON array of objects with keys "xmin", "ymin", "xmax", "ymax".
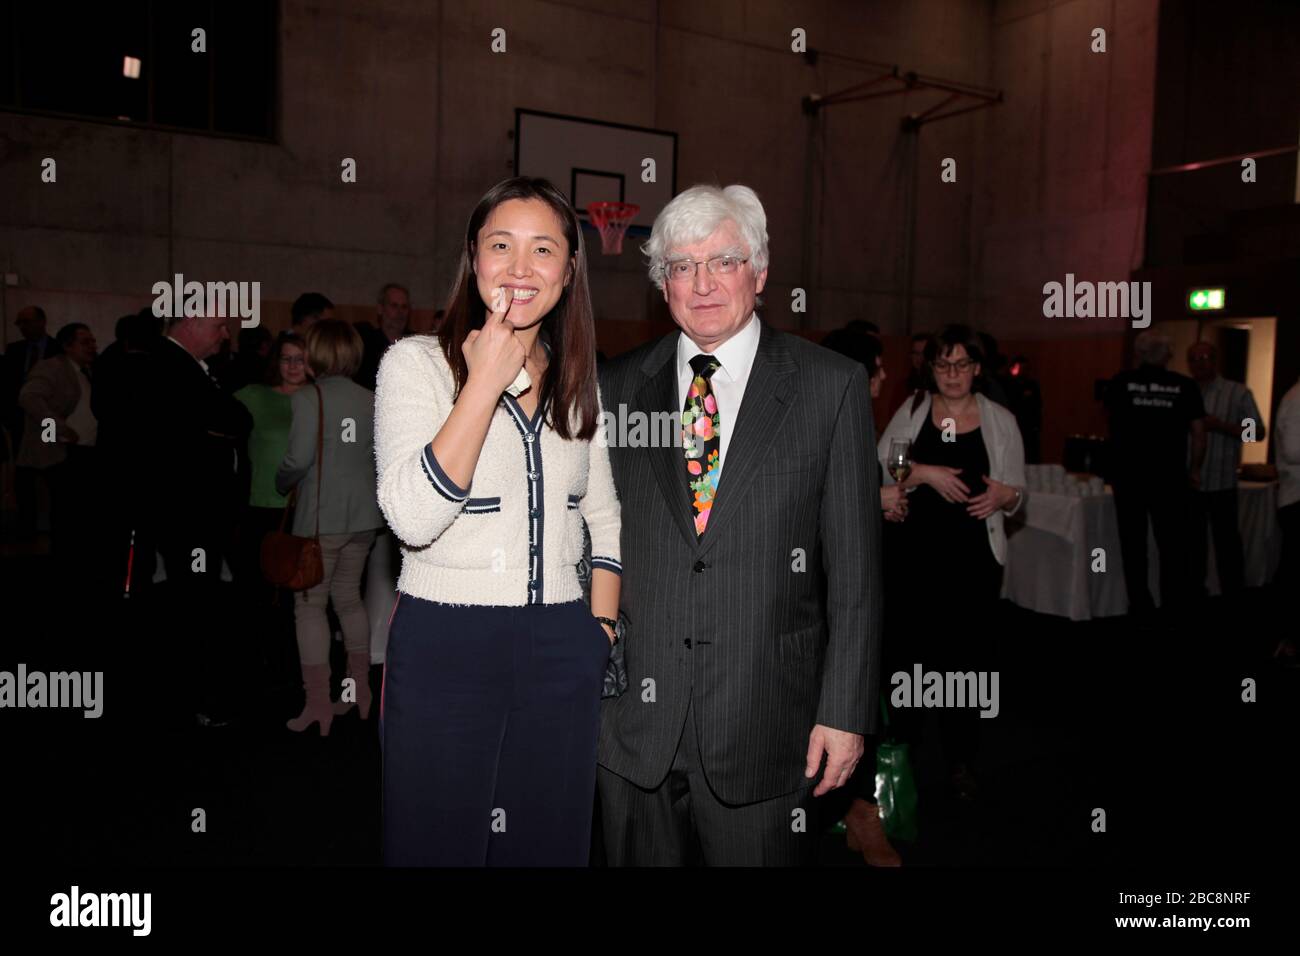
[{"xmin": 596, "ymin": 318, "xmax": 884, "ymax": 805}]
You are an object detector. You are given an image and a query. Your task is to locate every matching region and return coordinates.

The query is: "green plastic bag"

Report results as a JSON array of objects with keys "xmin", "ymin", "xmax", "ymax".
[
  {"xmin": 830, "ymin": 699, "xmax": 919, "ymax": 843},
  {"xmin": 874, "ymin": 695, "xmax": 918, "ymax": 842},
  {"xmin": 873, "ymin": 697, "xmax": 915, "ymax": 842}
]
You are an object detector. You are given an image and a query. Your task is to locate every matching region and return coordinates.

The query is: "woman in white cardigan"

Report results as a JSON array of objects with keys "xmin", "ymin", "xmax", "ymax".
[
  {"xmin": 877, "ymin": 324, "xmax": 1025, "ymax": 801},
  {"xmin": 374, "ymin": 178, "xmax": 621, "ymax": 867}
]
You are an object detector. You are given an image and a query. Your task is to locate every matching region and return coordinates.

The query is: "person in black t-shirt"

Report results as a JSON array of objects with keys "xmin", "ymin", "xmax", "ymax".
[{"xmin": 1104, "ymin": 331, "xmax": 1206, "ymax": 617}]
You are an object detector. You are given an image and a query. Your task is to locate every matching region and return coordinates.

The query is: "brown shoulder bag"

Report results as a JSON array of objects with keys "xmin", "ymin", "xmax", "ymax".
[{"xmin": 260, "ymin": 383, "xmax": 325, "ymax": 590}]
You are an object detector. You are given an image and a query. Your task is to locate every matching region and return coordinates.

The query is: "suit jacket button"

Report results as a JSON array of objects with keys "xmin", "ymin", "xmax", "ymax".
[
  {"xmin": 684, "ymin": 637, "xmax": 693, "ymax": 648},
  {"xmin": 693, "ymin": 560, "xmax": 706, "ymax": 573}
]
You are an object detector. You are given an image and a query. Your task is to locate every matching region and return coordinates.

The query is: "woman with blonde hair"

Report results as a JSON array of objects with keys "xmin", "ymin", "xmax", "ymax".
[{"xmin": 276, "ymin": 319, "xmax": 385, "ymax": 736}]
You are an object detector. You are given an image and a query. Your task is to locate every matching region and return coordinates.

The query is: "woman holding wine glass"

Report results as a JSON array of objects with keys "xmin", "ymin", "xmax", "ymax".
[
  {"xmin": 884, "ymin": 438, "xmax": 912, "ymax": 522},
  {"xmin": 877, "ymin": 324, "xmax": 1026, "ymax": 803}
]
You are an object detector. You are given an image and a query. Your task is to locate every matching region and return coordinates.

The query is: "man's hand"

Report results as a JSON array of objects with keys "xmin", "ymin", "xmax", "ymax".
[{"xmin": 805, "ymin": 724, "xmax": 864, "ymax": 797}]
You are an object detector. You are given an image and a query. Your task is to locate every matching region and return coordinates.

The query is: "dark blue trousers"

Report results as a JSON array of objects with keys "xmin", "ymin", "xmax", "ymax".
[{"xmin": 381, "ymin": 596, "xmax": 610, "ymax": 866}]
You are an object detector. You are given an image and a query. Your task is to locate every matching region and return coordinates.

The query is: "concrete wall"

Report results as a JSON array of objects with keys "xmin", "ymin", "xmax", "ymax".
[
  {"xmin": 964, "ymin": 0, "xmax": 1160, "ymax": 459},
  {"xmin": 1, "ymin": 0, "xmax": 1159, "ymax": 465},
  {"xmin": 971, "ymin": 0, "xmax": 1159, "ymax": 341},
  {"xmin": 2, "ymin": 0, "xmax": 999, "ymax": 350}
]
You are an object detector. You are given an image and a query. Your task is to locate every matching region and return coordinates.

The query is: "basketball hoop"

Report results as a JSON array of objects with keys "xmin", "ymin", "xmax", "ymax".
[{"xmin": 587, "ymin": 201, "xmax": 640, "ymax": 255}]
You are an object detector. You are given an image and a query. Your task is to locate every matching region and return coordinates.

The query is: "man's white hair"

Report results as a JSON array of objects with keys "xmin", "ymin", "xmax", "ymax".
[
  {"xmin": 642, "ymin": 184, "xmax": 769, "ymax": 291},
  {"xmin": 1134, "ymin": 330, "xmax": 1173, "ymax": 366}
]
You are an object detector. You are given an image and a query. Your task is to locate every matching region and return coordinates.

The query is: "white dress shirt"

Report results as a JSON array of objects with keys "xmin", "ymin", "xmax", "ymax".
[{"xmin": 675, "ymin": 312, "xmax": 761, "ymax": 488}]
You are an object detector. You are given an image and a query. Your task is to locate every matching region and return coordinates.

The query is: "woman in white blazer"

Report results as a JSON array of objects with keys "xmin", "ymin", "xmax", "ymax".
[{"xmin": 877, "ymin": 324, "xmax": 1025, "ymax": 801}]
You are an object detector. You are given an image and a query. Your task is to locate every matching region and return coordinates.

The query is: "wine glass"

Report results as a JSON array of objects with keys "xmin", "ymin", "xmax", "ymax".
[{"xmin": 887, "ymin": 439, "xmax": 912, "ymax": 488}]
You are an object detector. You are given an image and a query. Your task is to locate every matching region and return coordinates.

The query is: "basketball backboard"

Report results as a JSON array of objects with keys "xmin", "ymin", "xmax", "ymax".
[{"xmin": 514, "ymin": 109, "xmax": 677, "ymax": 238}]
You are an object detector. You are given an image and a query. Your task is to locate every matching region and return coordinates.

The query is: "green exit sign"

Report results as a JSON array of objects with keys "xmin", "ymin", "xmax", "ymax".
[{"xmin": 1188, "ymin": 287, "xmax": 1225, "ymax": 311}]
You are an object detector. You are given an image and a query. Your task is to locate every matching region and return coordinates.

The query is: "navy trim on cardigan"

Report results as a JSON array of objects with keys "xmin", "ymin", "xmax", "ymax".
[
  {"xmin": 421, "ymin": 443, "xmax": 469, "ymax": 501},
  {"xmin": 502, "ymin": 394, "xmax": 545, "ymax": 605}
]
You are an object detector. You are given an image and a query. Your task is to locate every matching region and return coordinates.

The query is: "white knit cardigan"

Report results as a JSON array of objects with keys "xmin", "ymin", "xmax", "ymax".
[{"xmin": 373, "ymin": 335, "xmax": 621, "ymax": 606}]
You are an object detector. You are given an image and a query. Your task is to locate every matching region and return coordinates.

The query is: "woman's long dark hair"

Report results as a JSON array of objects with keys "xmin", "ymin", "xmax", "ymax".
[{"xmin": 439, "ymin": 177, "xmax": 599, "ymax": 441}]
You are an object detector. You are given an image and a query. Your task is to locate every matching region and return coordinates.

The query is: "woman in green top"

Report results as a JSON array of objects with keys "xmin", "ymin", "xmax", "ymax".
[
  {"xmin": 233, "ymin": 333, "xmax": 309, "ymax": 693},
  {"xmin": 237, "ymin": 333, "xmax": 309, "ymax": 508}
]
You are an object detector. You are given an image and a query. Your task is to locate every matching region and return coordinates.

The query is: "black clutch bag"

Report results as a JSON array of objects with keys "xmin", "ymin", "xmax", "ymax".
[{"xmin": 577, "ymin": 517, "xmax": 628, "ymax": 699}]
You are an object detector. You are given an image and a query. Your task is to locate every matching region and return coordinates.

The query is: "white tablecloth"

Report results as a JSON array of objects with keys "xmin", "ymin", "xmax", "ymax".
[
  {"xmin": 1003, "ymin": 481, "xmax": 1282, "ymax": 620},
  {"xmin": 1002, "ymin": 489, "xmax": 1126, "ymax": 620}
]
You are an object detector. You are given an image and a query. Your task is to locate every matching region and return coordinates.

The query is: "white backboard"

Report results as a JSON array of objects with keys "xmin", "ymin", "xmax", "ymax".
[{"xmin": 514, "ymin": 109, "xmax": 677, "ymax": 236}]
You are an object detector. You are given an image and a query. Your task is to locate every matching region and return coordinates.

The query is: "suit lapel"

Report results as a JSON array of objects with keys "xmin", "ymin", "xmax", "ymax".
[
  {"xmin": 633, "ymin": 335, "xmax": 698, "ymax": 550},
  {"xmin": 696, "ymin": 321, "xmax": 797, "ymax": 558}
]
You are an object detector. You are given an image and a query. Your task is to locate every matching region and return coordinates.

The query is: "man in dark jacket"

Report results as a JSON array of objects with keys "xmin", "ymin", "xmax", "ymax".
[
  {"xmin": 113, "ymin": 312, "xmax": 253, "ymax": 726},
  {"xmin": 596, "ymin": 185, "xmax": 882, "ymax": 865},
  {"xmin": 353, "ymin": 282, "xmax": 411, "ymax": 392}
]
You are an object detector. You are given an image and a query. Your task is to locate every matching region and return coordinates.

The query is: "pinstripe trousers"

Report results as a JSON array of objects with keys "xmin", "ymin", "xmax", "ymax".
[{"xmin": 598, "ymin": 700, "xmax": 818, "ymax": 866}]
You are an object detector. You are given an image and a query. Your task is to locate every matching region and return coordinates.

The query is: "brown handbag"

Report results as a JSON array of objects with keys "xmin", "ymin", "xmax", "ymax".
[{"xmin": 260, "ymin": 383, "xmax": 325, "ymax": 590}]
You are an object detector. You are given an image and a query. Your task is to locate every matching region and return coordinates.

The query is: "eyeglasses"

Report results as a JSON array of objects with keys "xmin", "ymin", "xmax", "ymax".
[
  {"xmin": 664, "ymin": 255, "xmax": 749, "ymax": 283},
  {"xmin": 280, "ymin": 356, "xmax": 306, "ymax": 366},
  {"xmin": 931, "ymin": 359, "xmax": 975, "ymax": 374}
]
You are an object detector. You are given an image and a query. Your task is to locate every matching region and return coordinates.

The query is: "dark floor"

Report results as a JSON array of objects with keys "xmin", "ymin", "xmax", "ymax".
[{"xmin": 6, "ymin": 541, "xmax": 1296, "ymax": 869}]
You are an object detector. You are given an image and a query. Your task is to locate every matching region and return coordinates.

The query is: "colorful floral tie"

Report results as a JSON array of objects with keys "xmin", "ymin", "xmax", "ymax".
[{"xmin": 683, "ymin": 354, "xmax": 722, "ymax": 536}]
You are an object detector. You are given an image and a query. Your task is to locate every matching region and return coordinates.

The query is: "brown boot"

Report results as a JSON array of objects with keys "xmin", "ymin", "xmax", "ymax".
[
  {"xmin": 286, "ymin": 663, "xmax": 334, "ymax": 737},
  {"xmin": 844, "ymin": 798, "xmax": 902, "ymax": 867},
  {"xmin": 331, "ymin": 652, "xmax": 373, "ymax": 719}
]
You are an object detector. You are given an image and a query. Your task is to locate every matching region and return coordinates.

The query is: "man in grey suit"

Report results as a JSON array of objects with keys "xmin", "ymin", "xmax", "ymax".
[{"xmin": 596, "ymin": 184, "xmax": 883, "ymax": 865}]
